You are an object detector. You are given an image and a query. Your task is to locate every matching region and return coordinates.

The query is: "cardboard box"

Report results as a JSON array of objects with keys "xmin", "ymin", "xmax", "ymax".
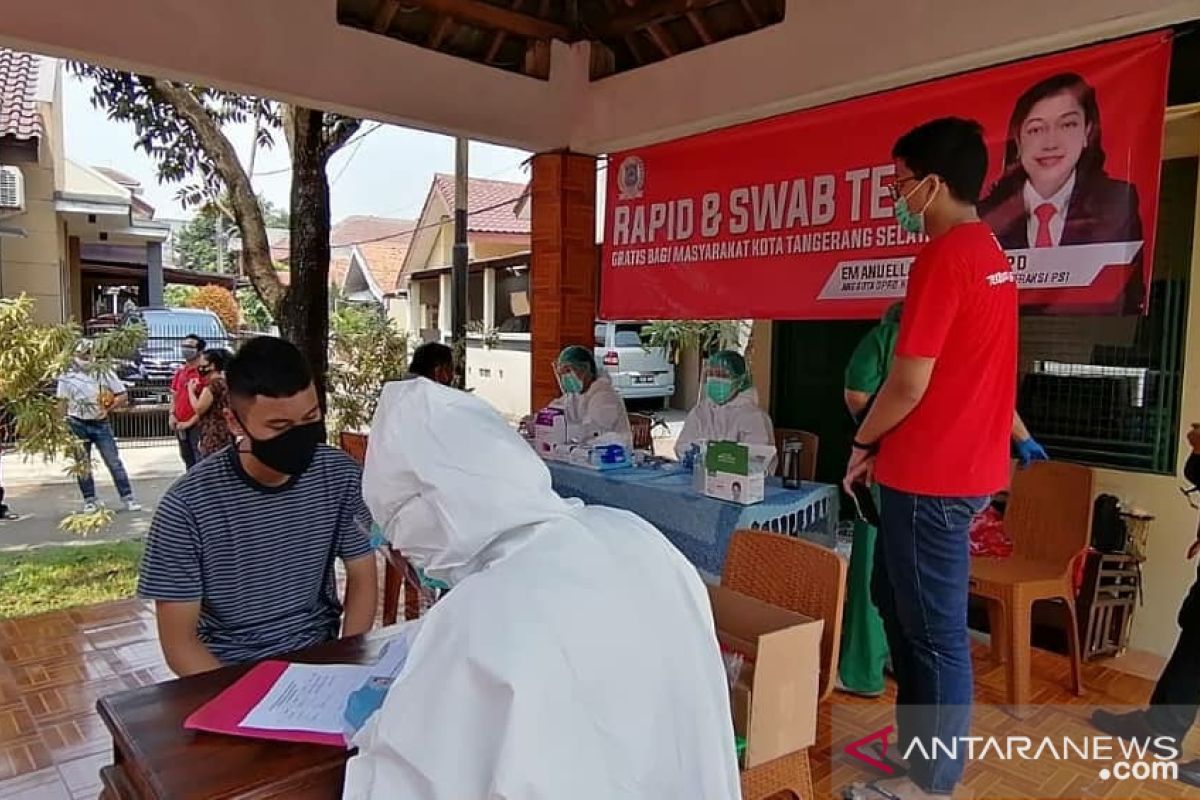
[
  {"xmin": 703, "ymin": 441, "xmax": 774, "ymax": 505},
  {"xmin": 533, "ymin": 408, "xmax": 567, "ymax": 456},
  {"xmin": 707, "ymin": 584, "xmax": 822, "ymax": 769}
]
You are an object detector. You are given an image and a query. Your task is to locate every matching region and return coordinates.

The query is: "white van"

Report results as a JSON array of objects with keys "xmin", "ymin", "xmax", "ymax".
[{"xmin": 593, "ymin": 321, "xmax": 675, "ymax": 403}]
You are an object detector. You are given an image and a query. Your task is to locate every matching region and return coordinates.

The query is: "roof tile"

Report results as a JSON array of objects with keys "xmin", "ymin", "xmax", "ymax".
[
  {"xmin": 0, "ymin": 49, "xmax": 42, "ymax": 141},
  {"xmin": 431, "ymin": 174, "xmax": 529, "ymax": 235}
]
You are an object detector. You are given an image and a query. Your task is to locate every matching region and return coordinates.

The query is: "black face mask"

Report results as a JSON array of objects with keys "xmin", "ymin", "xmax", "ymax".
[{"xmin": 237, "ymin": 417, "xmax": 323, "ymax": 476}]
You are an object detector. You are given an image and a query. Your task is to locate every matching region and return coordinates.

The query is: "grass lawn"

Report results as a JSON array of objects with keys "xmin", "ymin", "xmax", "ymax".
[{"xmin": 0, "ymin": 540, "xmax": 144, "ymax": 618}]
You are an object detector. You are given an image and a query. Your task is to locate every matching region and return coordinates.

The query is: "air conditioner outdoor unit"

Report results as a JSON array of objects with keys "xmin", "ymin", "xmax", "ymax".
[{"xmin": 0, "ymin": 166, "xmax": 25, "ymax": 216}]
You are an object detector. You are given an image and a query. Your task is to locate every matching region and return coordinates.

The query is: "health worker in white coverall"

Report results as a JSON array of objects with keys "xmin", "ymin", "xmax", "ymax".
[{"xmin": 343, "ymin": 377, "xmax": 741, "ymax": 800}]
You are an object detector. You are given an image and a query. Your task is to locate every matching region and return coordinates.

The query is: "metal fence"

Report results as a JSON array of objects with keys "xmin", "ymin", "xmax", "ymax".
[{"xmin": 84, "ymin": 319, "xmax": 253, "ymax": 448}]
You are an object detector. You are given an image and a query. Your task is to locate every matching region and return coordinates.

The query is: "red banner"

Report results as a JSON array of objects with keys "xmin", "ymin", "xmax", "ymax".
[{"xmin": 600, "ymin": 34, "xmax": 1170, "ymax": 320}]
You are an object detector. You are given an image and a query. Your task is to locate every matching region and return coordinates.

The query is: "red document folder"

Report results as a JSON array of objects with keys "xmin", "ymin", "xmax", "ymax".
[{"xmin": 184, "ymin": 660, "xmax": 350, "ymax": 748}]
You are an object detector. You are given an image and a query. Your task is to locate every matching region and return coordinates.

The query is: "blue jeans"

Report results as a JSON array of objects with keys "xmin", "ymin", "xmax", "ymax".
[
  {"xmin": 67, "ymin": 418, "xmax": 134, "ymax": 503},
  {"xmin": 872, "ymin": 485, "xmax": 988, "ymax": 794}
]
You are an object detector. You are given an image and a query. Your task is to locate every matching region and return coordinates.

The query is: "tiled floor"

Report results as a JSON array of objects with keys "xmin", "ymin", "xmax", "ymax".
[
  {"xmin": 0, "ymin": 599, "xmax": 157, "ymax": 799},
  {"xmin": 0, "ymin": 588, "xmax": 1193, "ymax": 799}
]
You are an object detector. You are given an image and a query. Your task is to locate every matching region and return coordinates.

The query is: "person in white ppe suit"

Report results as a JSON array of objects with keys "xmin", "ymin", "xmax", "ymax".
[
  {"xmin": 675, "ymin": 350, "xmax": 776, "ymax": 463},
  {"xmin": 548, "ymin": 344, "xmax": 633, "ymax": 448},
  {"xmin": 345, "ymin": 378, "xmax": 741, "ymax": 800}
]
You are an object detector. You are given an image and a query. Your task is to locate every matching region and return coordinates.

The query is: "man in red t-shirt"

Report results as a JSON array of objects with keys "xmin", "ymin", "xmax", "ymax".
[
  {"xmin": 842, "ymin": 119, "xmax": 1018, "ymax": 800},
  {"xmin": 170, "ymin": 333, "xmax": 207, "ymax": 469}
]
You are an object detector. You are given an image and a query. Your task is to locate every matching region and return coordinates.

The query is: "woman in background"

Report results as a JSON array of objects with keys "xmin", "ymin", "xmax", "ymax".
[
  {"xmin": 184, "ymin": 348, "xmax": 234, "ymax": 459},
  {"xmin": 675, "ymin": 350, "xmax": 774, "ymax": 463}
]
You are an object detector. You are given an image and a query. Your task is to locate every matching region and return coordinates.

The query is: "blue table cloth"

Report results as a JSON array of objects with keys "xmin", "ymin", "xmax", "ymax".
[{"xmin": 547, "ymin": 462, "xmax": 840, "ymax": 580}]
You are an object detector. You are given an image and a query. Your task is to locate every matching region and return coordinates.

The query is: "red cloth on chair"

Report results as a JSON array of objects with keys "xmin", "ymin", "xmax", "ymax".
[{"xmin": 969, "ymin": 506, "xmax": 1012, "ymax": 559}]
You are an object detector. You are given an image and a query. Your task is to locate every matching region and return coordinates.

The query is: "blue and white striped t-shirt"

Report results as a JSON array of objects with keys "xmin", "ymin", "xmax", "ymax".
[{"xmin": 138, "ymin": 444, "xmax": 373, "ymax": 664}]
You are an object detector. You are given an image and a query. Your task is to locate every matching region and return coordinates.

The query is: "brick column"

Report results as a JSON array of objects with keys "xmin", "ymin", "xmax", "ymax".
[{"xmin": 530, "ymin": 152, "xmax": 597, "ymax": 411}]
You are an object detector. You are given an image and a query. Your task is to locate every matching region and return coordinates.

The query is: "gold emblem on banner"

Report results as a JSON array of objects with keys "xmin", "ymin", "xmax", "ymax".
[{"xmin": 617, "ymin": 156, "xmax": 645, "ymax": 200}]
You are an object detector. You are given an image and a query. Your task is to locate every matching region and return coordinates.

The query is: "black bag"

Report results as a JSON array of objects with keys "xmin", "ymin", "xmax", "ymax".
[{"xmin": 1091, "ymin": 494, "xmax": 1127, "ymax": 553}]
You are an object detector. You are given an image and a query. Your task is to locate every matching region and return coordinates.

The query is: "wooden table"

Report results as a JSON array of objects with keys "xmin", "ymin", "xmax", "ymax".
[{"xmin": 97, "ymin": 629, "xmax": 396, "ymax": 799}]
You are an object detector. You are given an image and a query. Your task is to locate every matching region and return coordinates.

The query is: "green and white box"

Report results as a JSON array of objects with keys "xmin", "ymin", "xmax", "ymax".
[{"xmin": 703, "ymin": 441, "xmax": 774, "ymax": 505}]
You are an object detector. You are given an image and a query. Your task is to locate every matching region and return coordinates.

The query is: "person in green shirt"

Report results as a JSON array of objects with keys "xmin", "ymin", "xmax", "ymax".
[
  {"xmin": 839, "ymin": 303, "xmax": 902, "ymax": 697},
  {"xmin": 840, "ymin": 303, "xmax": 1049, "ymax": 698}
]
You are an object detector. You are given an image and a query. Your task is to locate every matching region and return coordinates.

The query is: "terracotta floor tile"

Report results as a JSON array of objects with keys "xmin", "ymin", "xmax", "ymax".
[
  {"xmin": 21, "ymin": 678, "xmax": 129, "ymax": 724},
  {"xmin": 0, "ymin": 737, "xmax": 52, "ymax": 781},
  {"xmin": 0, "ymin": 767, "xmax": 71, "ymax": 800},
  {"xmin": 0, "ymin": 639, "xmax": 93, "ymax": 669},
  {"xmin": 38, "ymin": 714, "xmax": 110, "ymax": 763},
  {"xmin": 0, "ymin": 617, "xmax": 81, "ymax": 644},
  {"xmin": 83, "ymin": 620, "xmax": 156, "ymax": 652},
  {"xmin": 103, "ymin": 641, "xmax": 163, "ymax": 674},
  {"xmin": 0, "ymin": 705, "xmax": 36, "ymax": 741},
  {"xmin": 120, "ymin": 665, "xmax": 173, "ymax": 689},
  {"xmin": 55, "ymin": 752, "xmax": 108, "ymax": 799},
  {"xmin": 67, "ymin": 601, "xmax": 151, "ymax": 629},
  {"xmin": 11, "ymin": 655, "xmax": 115, "ymax": 692}
]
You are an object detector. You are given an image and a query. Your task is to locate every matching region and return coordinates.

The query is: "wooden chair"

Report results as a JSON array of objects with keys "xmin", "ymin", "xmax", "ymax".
[
  {"xmin": 628, "ymin": 413, "xmax": 653, "ymax": 451},
  {"xmin": 773, "ymin": 428, "xmax": 819, "ymax": 481},
  {"xmin": 969, "ymin": 461, "xmax": 1093, "ymax": 709},
  {"xmin": 722, "ymin": 530, "xmax": 846, "ymax": 702},
  {"xmin": 338, "ymin": 431, "xmax": 421, "ymax": 624},
  {"xmin": 741, "ymin": 749, "xmax": 814, "ymax": 800}
]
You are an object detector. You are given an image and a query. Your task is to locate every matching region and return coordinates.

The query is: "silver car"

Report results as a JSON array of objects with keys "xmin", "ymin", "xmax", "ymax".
[{"xmin": 593, "ymin": 321, "xmax": 675, "ymax": 402}]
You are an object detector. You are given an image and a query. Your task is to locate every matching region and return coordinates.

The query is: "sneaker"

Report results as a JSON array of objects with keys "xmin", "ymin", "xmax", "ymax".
[
  {"xmin": 123, "ymin": 499, "xmax": 143, "ymax": 513},
  {"xmin": 82, "ymin": 501, "xmax": 99, "ymax": 514}
]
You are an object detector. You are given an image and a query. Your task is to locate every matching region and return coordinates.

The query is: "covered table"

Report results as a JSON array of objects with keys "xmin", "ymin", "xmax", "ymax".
[{"xmin": 547, "ymin": 462, "xmax": 839, "ymax": 579}]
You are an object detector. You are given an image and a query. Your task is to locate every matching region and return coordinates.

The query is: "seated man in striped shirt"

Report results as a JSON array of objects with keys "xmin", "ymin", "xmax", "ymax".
[{"xmin": 139, "ymin": 337, "xmax": 377, "ymax": 676}]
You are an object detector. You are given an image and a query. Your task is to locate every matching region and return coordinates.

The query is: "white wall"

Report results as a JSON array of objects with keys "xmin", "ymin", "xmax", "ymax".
[{"xmin": 466, "ymin": 340, "xmax": 531, "ymax": 419}]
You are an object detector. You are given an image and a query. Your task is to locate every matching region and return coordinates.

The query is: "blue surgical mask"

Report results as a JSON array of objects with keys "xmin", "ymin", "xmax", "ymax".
[
  {"xmin": 559, "ymin": 372, "xmax": 584, "ymax": 395},
  {"xmin": 706, "ymin": 378, "xmax": 736, "ymax": 405},
  {"xmin": 894, "ymin": 177, "xmax": 937, "ymax": 235}
]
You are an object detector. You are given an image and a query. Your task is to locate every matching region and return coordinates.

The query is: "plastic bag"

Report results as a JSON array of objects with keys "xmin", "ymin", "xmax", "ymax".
[{"xmin": 969, "ymin": 506, "xmax": 1011, "ymax": 559}]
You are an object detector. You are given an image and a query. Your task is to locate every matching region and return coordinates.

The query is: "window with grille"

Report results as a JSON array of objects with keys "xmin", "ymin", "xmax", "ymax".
[{"xmin": 1017, "ymin": 158, "xmax": 1196, "ymax": 474}]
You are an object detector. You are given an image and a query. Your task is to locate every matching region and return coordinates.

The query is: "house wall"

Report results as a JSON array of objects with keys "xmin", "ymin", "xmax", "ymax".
[
  {"xmin": 466, "ymin": 340, "xmax": 532, "ymax": 419},
  {"xmin": 473, "ymin": 239, "xmax": 527, "ymax": 261},
  {"xmin": 1, "ymin": 145, "xmax": 67, "ymax": 324}
]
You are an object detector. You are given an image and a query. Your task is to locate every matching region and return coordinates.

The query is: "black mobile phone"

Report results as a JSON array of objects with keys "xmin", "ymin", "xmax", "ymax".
[{"xmin": 849, "ymin": 482, "xmax": 881, "ymax": 527}]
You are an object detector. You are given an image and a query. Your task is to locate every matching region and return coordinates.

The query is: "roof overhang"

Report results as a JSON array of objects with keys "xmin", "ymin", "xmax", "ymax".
[{"xmin": 0, "ymin": 0, "xmax": 1194, "ymax": 154}]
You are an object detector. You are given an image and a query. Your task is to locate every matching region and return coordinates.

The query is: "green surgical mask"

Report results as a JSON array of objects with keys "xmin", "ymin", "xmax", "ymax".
[
  {"xmin": 559, "ymin": 372, "xmax": 584, "ymax": 395},
  {"xmin": 706, "ymin": 378, "xmax": 736, "ymax": 405},
  {"xmin": 894, "ymin": 177, "xmax": 937, "ymax": 235}
]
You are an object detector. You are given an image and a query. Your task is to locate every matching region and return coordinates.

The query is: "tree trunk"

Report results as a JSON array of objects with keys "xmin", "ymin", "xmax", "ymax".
[
  {"xmin": 146, "ymin": 78, "xmax": 281, "ymax": 311},
  {"xmin": 279, "ymin": 107, "xmax": 333, "ymax": 412}
]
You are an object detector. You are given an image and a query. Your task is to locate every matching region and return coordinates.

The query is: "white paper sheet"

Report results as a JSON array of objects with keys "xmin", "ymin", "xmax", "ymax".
[
  {"xmin": 240, "ymin": 663, "xmax": 370, "ymax": 734},
  {"xmin": 238, "ymin": 631, "xmax": 414, "ymax": 735}
]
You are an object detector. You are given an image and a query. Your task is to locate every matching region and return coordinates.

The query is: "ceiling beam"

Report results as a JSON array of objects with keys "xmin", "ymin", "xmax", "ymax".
[
  {"xmin": 485, "ymin": 0, "xmax": 525, "ymax": 63},
  {"xmin": 644, "ymin": 25, "xmax": 675, "ymax": 57},
  {"xmin": 429, "ymin": 15, "xmax": 456, "ymax": 48},
  {"xmin": 686, "ymin": 11, "xmax": 712, "ymax": 43},
  {"xmin": 738, "ymin": 0, "xmax": 762, "ymax": 28},
  {"xmin": 407, "ymin": 0, "xmax": 571, "ymax": 40},
  {"xmin": 594, "ymin": 0, "xmax": 725, "ymax": 39},
  {"xmin": 372, "ymin": 0, "xmax": 402, "ymax": 32}
]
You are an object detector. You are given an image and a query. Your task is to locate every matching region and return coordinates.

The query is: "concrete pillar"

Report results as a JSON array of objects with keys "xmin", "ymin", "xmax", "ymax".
[
  {"xmin": 408, "ymin": 286, "xmax": 421, "ymax": 337},
  {"xmin": 530, "ymin": 152, "xmax": 598, "ymax": 411},
  {"xmin": 438, "ymin": 272, "xmax": 452, "ymax": 338},
  {"xmin": 483, "ymin": 266, "xmax": 497, "ymax": 331},
  {"xmin": 146, "ymin": 240, "xmax": 164, "ymax": 306}
]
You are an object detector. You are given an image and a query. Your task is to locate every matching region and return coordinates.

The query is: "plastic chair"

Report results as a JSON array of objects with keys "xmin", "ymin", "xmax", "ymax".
[
  {"xmin": 722, "ymin": 530, "xmax": 846, "ymax": 702},
  {"xmin": 969, "ymin": 461, "xmax": 1093, "ymax": 709},
  {"xmin": 628, "ymin": 413, "xmax": 653, "ymax": 451},
  {"xmin": 773, "ymin": 428, "xmax": 818, "ymax": 481},
  {"xmin": 740, "ymin": 749, "xmax": 814, "ymax": 800},
  {"xmin": 338, "ymin": 431, "xmax": 420, "ymax": 624}
]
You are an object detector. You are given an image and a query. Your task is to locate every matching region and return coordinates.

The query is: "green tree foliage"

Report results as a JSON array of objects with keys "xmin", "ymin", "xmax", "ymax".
[
  {"xmin": 327, "ymin": 303, "xmax": 408, "ymax": 438},
  {"xmin": 0, "ymin": 296, "xmax": 145, "ymax": 534},
  {"xmin": 173, "ymin": 204, "xmax": 230, "ymax": 272}
]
